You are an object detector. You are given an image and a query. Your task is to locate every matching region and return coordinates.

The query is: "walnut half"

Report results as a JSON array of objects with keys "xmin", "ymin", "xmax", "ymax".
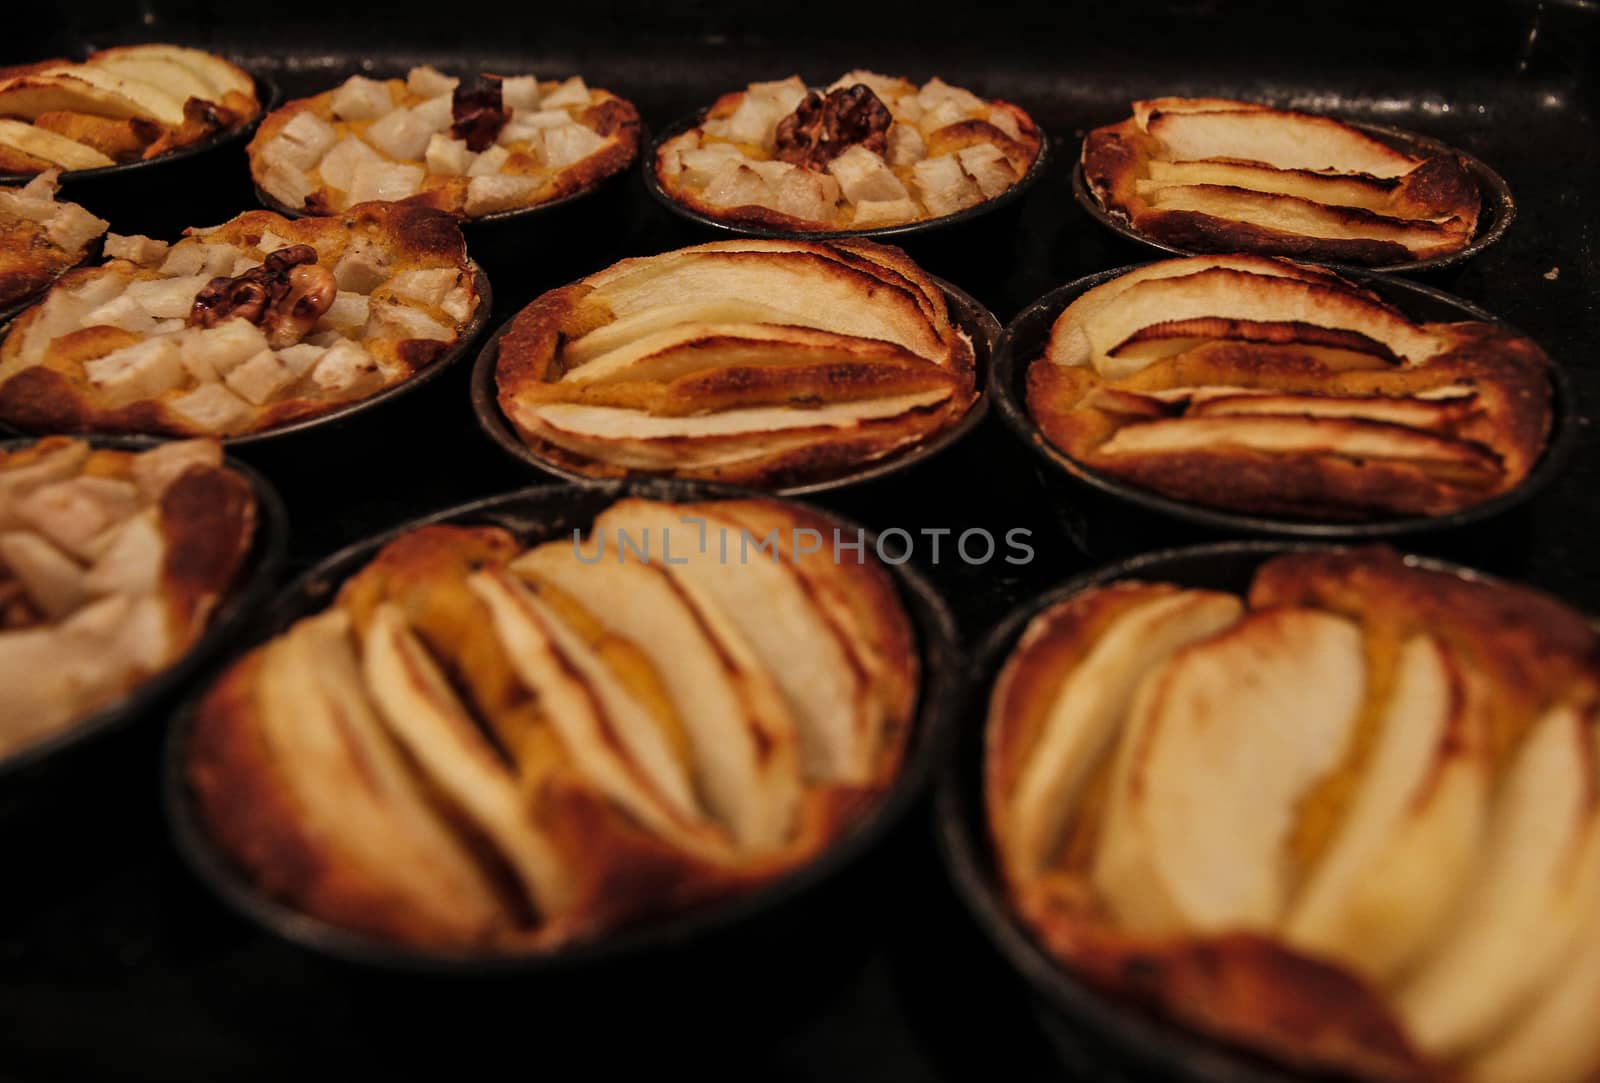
[
  {"xmin": 188, "ymin": 244, "xmax": 338, "ymax": 349},
  {"xmin": 774, "ymin": 84, "xmax": 893, "ymax": 170}
]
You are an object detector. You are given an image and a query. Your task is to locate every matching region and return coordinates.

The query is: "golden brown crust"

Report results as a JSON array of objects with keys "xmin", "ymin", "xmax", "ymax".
[{"xmin": 1082, "ymin": 106, "xmax": 1482, "ymax": 266}]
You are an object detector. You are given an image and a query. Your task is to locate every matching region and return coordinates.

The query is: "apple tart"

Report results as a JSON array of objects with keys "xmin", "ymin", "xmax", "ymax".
[
  {"xmin": 0, "ymin": 202, "xmax": 481, "ymax": 437},
  {"xmin": 188, "ymin": 497, "xmax": 918, "ymax": 951},
  {"xmin": 654, "ymin": 71, "xmax": 1042, "ymax": 231},
  {"xmin": 0, "ymin": 45, "xmax": 260, "ymax": 175},
  {"xmin": 1025, "ymin": 255, "xmax": 1552, "ymax": 519},
  {"xmin": 986, "ymin": 546, "xmax": 1600, "ymax": 1083},
  {"xmin": 494, "ymin": 238, "xmax": 978, "ymax": 486},
  {"xmin": 1083, "ymin": 98, "xmax": 1483, "ymax": 265},
  {"xmin": 250, "ymin": 67, "xmax": 641, "ymax": 219},
  {"xmin": 0, "ymin": 170, "xmax": 108, "ymax": 312},
  {"xmin": 0, "ymin": 437, "xmax": 255, "ymax": 760}
]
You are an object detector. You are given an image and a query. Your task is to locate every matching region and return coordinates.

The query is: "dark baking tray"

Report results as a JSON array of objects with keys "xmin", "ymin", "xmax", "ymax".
[{"xmin": 4, "ymin": 2, "xmax": 1598, "ymax": 1080}]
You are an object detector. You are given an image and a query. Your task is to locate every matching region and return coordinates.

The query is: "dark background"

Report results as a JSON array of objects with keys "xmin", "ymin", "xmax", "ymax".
[{"xmin": 3, "ymin": 2, "xmax": 1598, "ymax": 1080}]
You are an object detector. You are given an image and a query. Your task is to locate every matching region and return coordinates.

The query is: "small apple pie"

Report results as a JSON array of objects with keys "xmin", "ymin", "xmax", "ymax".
[
  {"xmin": 0, "ymin": 437, "xmax": 255, "ymax": 759},
  {"xmin": 986, "ymin": 546, "xmax": 1600, "ymax": 1083},
  {"xmin": 1025, "ymin": 255, "xmax": 1551, "ymax": 519},
  {"xmin": 494, "ymin": 238, "xmax": 978, "ymax": 487},
  {"xmin": 0, "ymin": 170, "xmax": 108, "ymax": 312},
  {"xmin": 0, "ymin": 202, "xmax": 482, "ymax": 437},
  {"xmin": 1083, "ymin": 98, "xmax": 1483, "ymax": 264},
  {"xmin": 189, "ymin": 497, "xmax": 918, "ymax": 951},
  {"xmin": 655, "ymin": 70, "xmax": 1042, "ymax": 231},
  {"xmin": 249, "ymin": 66, "xmax": 641, "ymax": 219},
  {"xmin": 0, "ymin": 45, "xmax": 260, "ymax": 175}
]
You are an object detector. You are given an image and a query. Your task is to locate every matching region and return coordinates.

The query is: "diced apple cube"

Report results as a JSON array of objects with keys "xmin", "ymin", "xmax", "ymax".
[
  {"xmin": 196, "ymin": 244, "xmax": 239, "ymax": 278},
  {"xmin": 83, "ymin": 295, "xmax": 159, "ymax": 334},
  {"xmin": 958, "ymin": 143, "xmax": 1019, "ymax": 198},
  {"xmin": 711, "ymin": 95, "xmax": 785, "ymax": 145},
  {"xmin": 918, "ymin": 100, "xmax": 969, "ymax": 134},
  {"xmin": 387, "ymin": 268, "xmax": 460, "ymax": 306},
  {"xmin": 772, "ymin": 169, "xmax": 840, "ymax": 222},
  {"xmin": 410, "ymin": 95, "xmax": 455, "ymax": 134},
  {"xmin": 828, "ymin": 70, "xmax": 909, "ymax": 101},
  {"xmin": 167, "ymin": 383, "xmax": 253, "ymax": 434},
  {"xmin": 256, "ymin": 230, "xmax": 291, "ymax": 254},
  {"xmin": 498, "ymin": 76, "xmax": 542, "ymax": 111},
  {"xmin": 747, "ymin": 76, "xmax": 808, "ymax": 115},
  {"xmin": 543, "ymin": 124, "xmax": 606, "ymax": 169},
  {"xmin": 406, "ymin": 66, "xmax": 458, "ymax": 98},
  {"xmin": 223, "ymin": 349, "xmax": 296, "ymax": 405},
  {"xmin": 465, "ymin": 175, "xmax": 541, "ymax": 216},
  {"xmin": 441, "ymin": 285, "xmax": 474, "ymax": 323},
  {"xmin": 156, "ymin": 245, "xmax": 204, "ymax": 276},
  {"xmin": 330, "ymin": 76, "xmax": 394, "ymax": 121},
  {"xmin": 316, "ymin": 291, "xmax": 370, "ymax": 333},
  {"xmin": 850, "ymin": 198, "xmax": 922, "ymax": 227},
  {"xmin": 986, "ymin": 106, "xmax": 1024, "ymax": 142},
  {"xmin": 271, "ymin": 111, "xmax": 338, "ymax": 171},
  {"xmin": 318, "ymin": 135, "xmax": 383, "ymax": 192},
  {"xmin": 346, "ymin": 161, "xmax": 425, "ymax": 204},
  {"xmin": 827, "ymin": 145, "xmax": 909, "ymax": 204},
  {"xmin": 424, "ymin": 133, "xmax": 475, "ymax": 176},
  {"xmin": 886, "ymin": 123, "xmax": 926, "ymax": 167},
  {"xmin": 540, "ymin": 76, "xmax": 589, "ymax": 110},
  {"xmin": 275, "ymin": 343, "xmax": 327, "ymax": 378},
  {"xmin": 678, "ymin": 144, "xmax": 744, "ymax": 186},
  {"xmin": 83, "ymin": 337, "xmax": 185, "ymax": 406},
  {"xmin": 917, "ymin": 77, "xmax": 986, "ymax": 114},
  {"xmin": 13, "ymin": 169, "xmax": 61, "ymax": 204},
  {"xmin": 333, "ymin": 238, "xmax": 390, "ymax": 292},
  {"xmin": 894, "ymin": 94, "xmax": 925, "ymax": 123},
  {"xmin": 703, "ymin": 163, "xmax": 773, "ymax": 208},
  {"xmin": 103, "ymin": 233, "xmax": 166, "ymax": 266},
  {"xmin": 124, "ymin": 274, "xmax": 211, "ymax": 319},
  {"xmin": 911, "ymin": 154, "xmax": 983, "ymax": 216},
  {"xmin": 496, "ymin": 121, "xmax": 544, "ymax": 150},
  {"xmin": 466, "ymin": 145, "xmax": 511, "ymax": 176},
  {"xmin": 261, "ymin": 161, "xmax": 314, "ymax": 209},
  {"xmin": 367, "ymin": 298, "xmax": 454, "ymax": 342},
  {"xmin": 174, "ymin": 330, "xmax": 218, "ymax": 382},
  {"xmin": 511, "ymin": 108, "xmax": 573, "ymax": 129},
  {"xmin": 184, "ymin": 318, "xmax": 270, "ymax": 376},
  {"xmin": 310, "ymin": 340, "xmax": 382, "ymax": 394},
  {"xmin": 365, "ymin": 108, "xmax": 434, "ymax": 161}
]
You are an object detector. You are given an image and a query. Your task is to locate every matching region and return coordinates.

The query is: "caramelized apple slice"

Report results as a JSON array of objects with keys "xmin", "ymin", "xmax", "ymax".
[
  {"xmin": 1004, "ymin": 588, "xmax": 1243, "ymax": 880},
  {"xmin": 1396, "ymin": 704, "xmax": 1600, "ymax": 1060},
  {"xmin": 1190, "ymin": 390, "xmax": 1479, "ymax": 430},
  {"xmin": 1282, "ymin": 636, "xmax": 1487, "ymax": 983},
  {"xmin": 1146, "ymin": 109, "xmax": 1420, "ymax": 177},
  {"xmin": 1112, "ymin": 316, "xmax": 1402, "ymax": 368},
  {"xmin": 1092, "ymin": 608, "xmax": 1365, "ymax": 935},
  {"xmin": 1132, "ymin": 97, "xmax": 1268, "ymax": 129},
  {"xmin": 513, "ymin": 540, "xmax": 803, "ymax": 853},
  {"xmin": 358, "ymin": 603, "xmax": 577, "ymax": 920},
  {"xmin": 1141, "ymin": 158, "xmax": 1400, "ymax": 212},
  {"xmin": 563, "ymin": 299, "xmax": 835, "ymax": 367}
]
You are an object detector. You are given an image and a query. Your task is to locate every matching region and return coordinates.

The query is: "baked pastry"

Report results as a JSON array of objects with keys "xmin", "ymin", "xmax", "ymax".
[
  {"xmin": 494, "ymin": 238, "xmax": 978, "ymax": 486},
  {"xmin": 654, "ymin": 70, "xmax": 1042, "ymax": 231},
  {"xmin": 0, "ymin": 436, "xmax": 255, "ymax": 759},
  {"xmin": 188, "ymin": 497, "xmax": 918, "ymax": 951},
  {"xmin": 1083, "ymin": 98, "xmax": 1482, "ymax": 264},
  {"xmin": 1025, "ymin": 255, "xmax": 1551, "ymax": 519},
  {"xmin": 249, "ymin": 66, "xmax": 641, "ymax": 219},
  {"xmin": 0, "ymin": 170, "xmax": 107, "ymax": 313},
  {"xmin": 0, "ymin": 45, "xmax": 260, "ymax": 174},
  {"xmin": 985, "ymin": 546, "xmax": 1600, "ymax": 1083},
  {"xmin": 0, "ymin": 202, "xmax": 481, "ymax": 437}
]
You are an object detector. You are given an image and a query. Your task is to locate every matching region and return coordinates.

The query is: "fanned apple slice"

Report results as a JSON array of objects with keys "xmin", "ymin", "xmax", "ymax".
[
  {"xmin": 1044, "ymin": 255, "xmax": 1371, "ymax": 369},
  {"xmin": 1147, "ymin": 109, "xmax": 1420, "ymax": 177},
  {"xmin": 594, "ymin": 499, "xmax": 876, "ymax": 785},
  {"xmin": 1190, "ymin": 390, "xmax": 1479, "ymax": 430},
  {"xmin": 1096, "ymin": 415, "xmax": 1503, "ymax": 486},
  {"xmin": 1282, "ymin": 636, "xmax": 1487, "ymax": 983},
  {"xmin": 1005, "ymin": 588, "xmax": 1243, "ymax": 880},
  {"xmin": 89, "ymin": 44, "xmax": 254, "ymax": 102},
  {"xmin": 466, "ymin": 567, "xmax": 722, "ymax": 857},
  {"xmin": 1144, "ymin": 185, "xmax": 1465, "ymax": 257},
  {"xmin": 1141, "ymin": 159, "xmax": 1400, "ymax": 213},
  {"xmin": 1079, "ymin": 269, "xmax": 1441, "ymax": 377},
  {"xmin": 251, "ymin": 611, "xmax": 511, "ymax": 941},
  {"xmin": 86, "ymin": 55, "xmax": 214, "ymax": 107},
  {"xmin": 1465, "ymin": 865, "xmax": 1600, "ymax": 1083},
  {"xmin": 563, "ymin": 299, "xmax": 838, "ymax": 367},
  {"xmin": 1092, "ymin": 608, "xmax": 1365, "ymax": 936},
  {"xmin": 1112, "ymin": 316, "xmax": 1402, "ymax": 368},
  {"xmin": 0, "ymin": 119, "xmax": 114, "ymax": 170},
  {"xmin": 1395, "ymin": 703, "xmax": 1600, "ymax": 1061},
  {"xmin": 583, "ymin": 247, "xmax": 947, "ymax": 361},
  {"xmin": 513, "ymin": 541, "xmax": 803, "ymax": 853},
  {"xmin": 1132, "ymin": 97, "xmax": 1268, "ymax": 128},
  {"xmin": 6, "ymin": 67, "xmax": 185, "ymax": 125},
  {"xmin": 358, "ymin": 603, "xmax": 577, "ymax": 920},
  {"xmin": 560, "ymin": 322, "xmax": 930, "ymax": 387}
]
